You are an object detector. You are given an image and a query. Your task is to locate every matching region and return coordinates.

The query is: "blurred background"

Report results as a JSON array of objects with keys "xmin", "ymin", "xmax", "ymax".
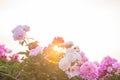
[{"xmin": 0, "ymin": 0, "xmax": 120, "ymax": 62}]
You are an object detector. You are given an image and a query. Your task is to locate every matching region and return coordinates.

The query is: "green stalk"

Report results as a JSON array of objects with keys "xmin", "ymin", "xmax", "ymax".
[{"xmin": 0, "ymin": 72, "xmax": 17, "ymax": 80}]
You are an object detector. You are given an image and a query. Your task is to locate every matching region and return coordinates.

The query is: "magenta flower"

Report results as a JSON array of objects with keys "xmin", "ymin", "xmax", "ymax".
[
  {"xmin": 0, "ymin": 45, "xmax": 8, "ymax": 57},
  {"xmin": 80, "ymin": 62, "xmax": 98, "ymax": 79},
  {"xmin": 13, "ymin": 53, "xmax": 19, "ymax": 59},
  {"xmin": 98, "ymin": 56, "xmax": 118, "ymax": 78}
]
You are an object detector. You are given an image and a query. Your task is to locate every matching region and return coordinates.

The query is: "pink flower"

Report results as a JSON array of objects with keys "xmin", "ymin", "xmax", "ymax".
[
  {"xmin": 0, "ymin": 45, "xmax": 8, "ymax": 57},
  {"xmin": 29, "ymin": 46, "xmax": 42, "ymax": 56},
  {"xmin": 98, "ymin": 56, "xmax": 118, "ymax": 78},
  {"xmin": 107, "ymin": 66, "xmax": 113, "ymax": 73},
  {"xmin": 112, "ymin": 63, "xmax": 120, "ymax": 69},
  {"xmin": 12, "ymin": 25, "xmax": 30, "ymax": 41},
  {"xmin": 12, "ymin": 28, "xmax": 26, "ymax": 41},
  {"xmin": 112, "ymin": 63, "xmax": 120, "ymax": 75},
  {"xmin": 80, "ymin": 51, "xmax": 88, "ymax": 63},
  {"xmin": 13, "ymin": 53, "xmax": 19, "ymax": 59},
  {"xmin": 12, "ymin": 25, "xmax": 30, "ymax": 33},
  {"xmin": 80, "ymin": 62, "xmax": 98, "ymax": 79},
  {"xmin": 22, "ymin": 25, "xmax": 30, "ymax": 32}
]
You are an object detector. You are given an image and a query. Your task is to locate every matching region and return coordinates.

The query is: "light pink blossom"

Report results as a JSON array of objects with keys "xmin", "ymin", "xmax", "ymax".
[
  {"xmin": 12, "ymin": 25, "xmax": 30, "ymax": 41},
  {"xmin": 66, "ymin": 65, "xmax": 80, "ymax": 79},
  {"xmin": 22, "ymin": 25, "xmax": 30, "ymax": 32},
  {"xmin": 29, "ymin": 46, "xmax": 42, "ymax": 56},
  {"xmin": 59, "ymin": 57, "xmax": 71, "ymax": 71},
  {"xmin": 80, "ymin": 62, "xmax": 98, "ymax": 79},
  {"xmin": 12, "ymin": 28, "xmax": 26, "ymax": 40}
]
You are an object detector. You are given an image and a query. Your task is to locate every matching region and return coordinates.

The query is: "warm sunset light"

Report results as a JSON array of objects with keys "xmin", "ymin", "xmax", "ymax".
[
  {"xmin": 0, "ymin": 1, "xmax": 120, "ymax": 79},
  {"xmin": 0, "ymin": 0, "xmax": 120, "ymax": 62},
  {"xmin": 53, "ymin": 45, "xmax": 66, "ymax": 53}
]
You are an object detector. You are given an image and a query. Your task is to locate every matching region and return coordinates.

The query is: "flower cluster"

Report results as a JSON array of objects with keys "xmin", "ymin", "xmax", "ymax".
[
  {"xmin": 58, "ymin": 44, "xmax": 120, "ymax": 80},
  {"xmin": 0, "ymin": 44, "xmax": 20, "ymax": 61},
  {"xmin": 1, "ymin": 25, "xmax": 120, "ymax": 80},
  {"xmin": 0, "ymin": 44, "xmax": 24, "ymax": 80}
]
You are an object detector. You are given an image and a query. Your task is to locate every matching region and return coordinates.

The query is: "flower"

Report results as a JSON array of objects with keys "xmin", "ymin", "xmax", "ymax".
[
  {"xmin": 112, "ymin": 62, "xmax": 120, "ymax": 69},
  {"xmin": 12, "ymin": 28, "xmax": 26, "ymax": 41},
  {"xmin": 65, "ymin": 46, "xmax": 82, "ymax": 63},
  {"xmin": 98, "ymin": 56, "xmax": 118, "ymax": 78},
  {"xmin": 107, "ymin": 66, "xmax": 113, "ymax": 73},
  {"xmin": 52, "ymin": 36, "xmax": 64, "ymax": 44},
  {"xmin": 0, "ymin": 44, "xmax": 8, "ymax": 57},
  {"xmin": 80, "ymin": 62, "xmax": 98, "ymax": 79},
  {"xmin": 66, "ymin": 65, "xmax": 80, "ymax": 79},
  {"xmin": 22, "ymin": 25, "xmax": 30, "ymax": 32},
  {"xmin": 10, "ymin": 25, "xmax": 120, "ymax": 80},
  {"xmin": 13, "ymin": 53, "xmax": 19, "ymax": 59},
  {"xmin": 29, "ymin": 46, "xmax": 42, "ymax": 56},
  {"xmin": 59, "ymin": 57, "xmax": 71, "ymax": 71},
  {"xmin": 80, "ymin": 51, "xmax": 88, "ymax": 63},
  {"xmin": 12, "ymin": 25, "xmax": 30, "ymax": 33},
  {"xmin": 12, "ymin": 25, "xmax": 30, "ymax": 41}
]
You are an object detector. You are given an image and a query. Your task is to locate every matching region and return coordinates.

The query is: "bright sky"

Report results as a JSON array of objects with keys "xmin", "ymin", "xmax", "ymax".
[{"xmin": 0, "ymin": 0, "xmax": 120, "ymax": 62}]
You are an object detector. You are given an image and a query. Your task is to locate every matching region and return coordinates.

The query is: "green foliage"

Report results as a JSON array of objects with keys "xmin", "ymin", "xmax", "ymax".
[
  {"xmin": 0, "ymin": 57, "xmax": 24, "ymax": 80},
  {"xmin": 20, "ymin": 53, "xmax": 69, "ymax": 80}
]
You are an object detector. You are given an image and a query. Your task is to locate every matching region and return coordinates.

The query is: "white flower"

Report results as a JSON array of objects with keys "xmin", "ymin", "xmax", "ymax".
[
  {"xmin": 66, "ymin": 65, "xmax": 80, "ymax": 79},
  {"xmin": 59, "ymin": 57, "xmax": 71, "ymax": 71},
  {"xmin": 73, "ymin": 46, "xmax": 80, "ymax": 52},
  {"xmin": 66, "ymin": 52, "xmax": 81, "ymax": 62},
  {"xmin": 66, "ymin": 47, "xmax": 82, "ymax": 62},
  {"xmin": 29, "ymin": 46, "xmax": 42, "ymax": 56}
]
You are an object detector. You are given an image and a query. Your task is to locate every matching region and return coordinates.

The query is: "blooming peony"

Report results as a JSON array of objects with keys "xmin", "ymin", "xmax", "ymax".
[
  {"xmin": 29, "ymin": 46, "xmax": 42, "ymax": 56},
  {"xmin": 59, "ymin": 57, "xmax": 71, "ymax": 71},
  {"xmin": 12, "ymin": 25, "xmax": 30, "ymax": 41},
  {"xmin": 66, "ymin": 46, "xmax": 82, "ymax": 63},
  {"xmin": 12, "ymin": 28, "xmax": 26, "ymax": 40},
  {"xmin": 80, "ymin": 62, "xmax": 99, "ymax": 79}
]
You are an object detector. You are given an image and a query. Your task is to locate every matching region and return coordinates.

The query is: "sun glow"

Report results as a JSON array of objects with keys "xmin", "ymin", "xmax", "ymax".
[
  {"xmin": 0, "ymin": 0, "xmax": 120, "ymax": 62},
  {"xmin": 53, "ymin": 45, "xmax": 66, "ymax": 53},
  {"xmin": 44, "ymin": 45, "xmax": 65, "ymax": 64}
]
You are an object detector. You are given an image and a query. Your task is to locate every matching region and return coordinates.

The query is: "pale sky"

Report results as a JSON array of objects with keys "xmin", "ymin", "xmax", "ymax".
[{"xmin": 0, "ymin": 0, "xmax": 120, "ymax": 62}]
